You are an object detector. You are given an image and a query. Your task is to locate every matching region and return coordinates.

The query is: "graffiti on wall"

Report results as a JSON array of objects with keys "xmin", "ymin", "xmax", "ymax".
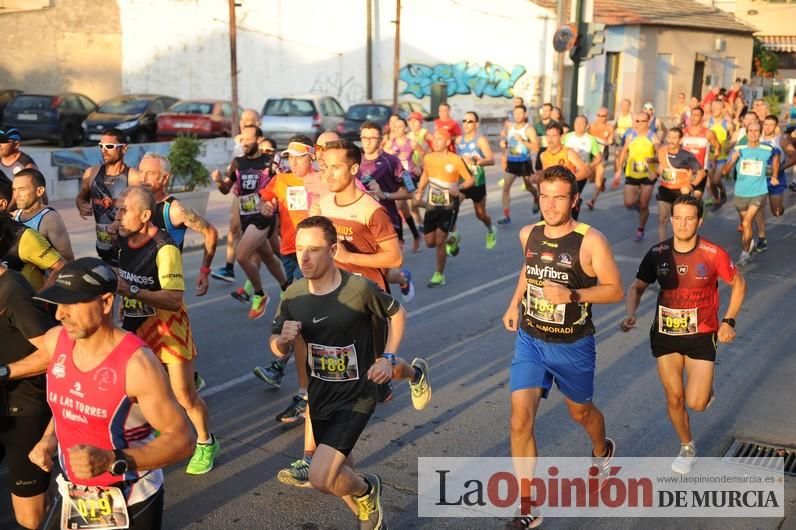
[
  {"xmin": 399, "ymin": 61, "xmax": 527, "ymax": 99},
  {"xmin": 310, "ymin": 72, "xmax": 366, "ymax": 106}
]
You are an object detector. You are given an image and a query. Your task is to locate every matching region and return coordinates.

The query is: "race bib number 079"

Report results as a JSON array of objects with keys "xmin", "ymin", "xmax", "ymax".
[
  {"xmin": 59, "ymin": 477, "xmax": 129, "ymax": 530},
  {"xmin": 308, "ymin": 343, "xmax": 360, "ymax": 382}
]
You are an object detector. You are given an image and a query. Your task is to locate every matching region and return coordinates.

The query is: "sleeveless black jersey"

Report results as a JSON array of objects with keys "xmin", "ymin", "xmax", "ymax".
[
  {"xmin": 153, "ymin": 196, "xmax": 186, "ymax": 251},
  {"xmin": 90, "ymin": 165, "xmax": 130, "ymax": 252},
  {"xmin": 520, "ymin": 222, "xmax": 598, "ymax": 343}
]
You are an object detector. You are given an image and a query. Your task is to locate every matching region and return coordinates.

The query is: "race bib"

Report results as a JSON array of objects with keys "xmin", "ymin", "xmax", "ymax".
[
  {"xmin": 661, "ymin": 168, "xmax": 678, "ymax": 184},
  {"xmin": 122, "ymin": 296, "xmax": 156, "ymax": 318},
  {"xmin": 96, "ymin": 224, "xmax": 112, "ymax": 251},
  {"xmin": 286, "ymin": 186, "xmax": 308, "ymax": 211},
  {"xmin": 632, "ymin": 160, "xmax": 648, "ymax": 173},
  {"xmin": 59, "ymin": 477, "xmax": 129, "ymax": 530},
  {"xmin": 239, "ymin": 193, "xmax": 259, "ymax": 215},
  {"xmin": 308, "ymin": 343, "xmax": 360, "ymax": 382},
  {"xmin": 428, "ymin": 184, "xmax": 451, "ymax": 207},
  {"xmin": 524, "ymin": 284, "xmax": 566, "ymax": 325},
  {"xmin": 658, "ymin": 306, "xmax": 697, "ymax": 336},
  {"xmin": 739, "ymin": 159, "xmax": 763, "ymax": 177}
]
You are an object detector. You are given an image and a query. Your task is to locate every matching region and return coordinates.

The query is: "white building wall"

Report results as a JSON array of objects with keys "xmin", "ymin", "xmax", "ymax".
[{"xmin": 118, "ymin": 0, "xmax": 554, "ymax": 118}]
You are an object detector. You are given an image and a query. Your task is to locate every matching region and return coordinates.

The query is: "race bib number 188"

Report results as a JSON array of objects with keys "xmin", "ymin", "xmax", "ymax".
[
  {"xmin": 308, "ymin": 343, "xmax": 360, "ymax": 382},
  {"xmin": 59, "ymin": 476, "xmax": 129, "ymax": 530}
]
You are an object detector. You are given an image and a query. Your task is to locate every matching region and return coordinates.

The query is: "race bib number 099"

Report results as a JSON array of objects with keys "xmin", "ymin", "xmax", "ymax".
[
  {"xmin": 658, "ymin": 306, "xmax": 697, "ymax": 336},
  {"xmin": 59, "ymin": 478, "xmax": 129, "ymax": 530},
  {"xmin": 308, "ymin": 343, "xmax": 360, "ymax": 382}
]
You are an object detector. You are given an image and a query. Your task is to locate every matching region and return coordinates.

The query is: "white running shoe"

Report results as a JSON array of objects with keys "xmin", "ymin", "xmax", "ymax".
[{"xmin": 671, "ymin": 443, "xmax": 697, "ymax": 475}]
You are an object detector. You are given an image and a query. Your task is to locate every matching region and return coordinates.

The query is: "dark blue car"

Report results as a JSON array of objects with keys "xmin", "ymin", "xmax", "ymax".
[{"xmin": 2, "ymin": 93, "xmax": 97, "ymax": 147}]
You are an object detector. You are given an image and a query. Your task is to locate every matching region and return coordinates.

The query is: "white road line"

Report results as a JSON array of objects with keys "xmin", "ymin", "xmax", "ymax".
[{"xmin": 187, "ymin": 293, "xmax": 233, "ymax": 310}]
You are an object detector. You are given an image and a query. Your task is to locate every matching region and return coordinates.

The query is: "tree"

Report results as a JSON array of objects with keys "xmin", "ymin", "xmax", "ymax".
[{"xmin": 753, "ymin": 37, "xmax": 778, "ymax": 78}]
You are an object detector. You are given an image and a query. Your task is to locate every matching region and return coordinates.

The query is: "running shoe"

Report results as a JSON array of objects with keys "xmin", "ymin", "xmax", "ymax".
[
  {"xmin": 194, "ymin": 372, "xmax": 206, "ymax": 392},
  {"xmin": 377, "ymin": 382, "xmax": 393, "ymax": 403},
  {"xmin": 409, "ymin": 358, "xmax": 432, "ymax": 410},
  {"xmin": 399, "ymin": 268, "xmax": 415, "ymax": 303},
  {"xmin": 355, "ymin": 473, "xmax": 384, "ymax": 530},
  {"xmin": 749, "ymin": 238, "xmax": 757, "ymax": 254},
  {"xmin": 231, "ymin": 280, "xmax": 254, "ymax": 303},
  {"xmin": 275, "ymin": 394, "xmax": 307, "ymax": 424},
  {"xmin": 210, "ymin": 266, "xmax": 235, "ymax": 283},
  {"xmin": 755, "ymin": 238, "xmax": 768, "ymax": 252},
  {"xmin": 790, "ymin": 181, "xmax": 796, "ymax": 192},
  {"xmin": 633, "ymin": 229, "xmax": 645, "ymax": 242},
  {"xmin": 737, "ymin": 250, "xmax": 752, "ymax": 267},
  {"xmin": 505, "ymin": 509, "xmax": 543, "ymax": 529},
  {"xmin": 277, "ymin": 456, "xmax": 312, "ymax": 488},
  {"xmin": 186, "ymin": 436, "xmax": 220, "ymax": 475},
  {"xmin": 445, "ymin": 231, "xmax": 461, "ymax": 257},
  {"xmin": 671, "ymin": 442, "xmax": 697, "ymax": 475},
  {"xmin": 486, "ymin": 229, "xmax": 497, "ymax": 250},
  {"xmin": 703, "ymin": 196, "xmax": 715, "ymax": 206},
  {"xmin": 590, "ymin": 437, "xmax": 616, "ymax": 491},
  {"xmin": 497, "ymin": 216, "xmax": 512, "ymax": 225},
  {"xmin": 427, "ymin": 272, "xmax": 446, "ymax": 288},
  {"xmin": 497, "ymin": 178, "xmax": 506, "ymax": 187},
  {"xmin": 248, "ymin": 293, "xmax": 269, "ymax": 320},
  {"xmin": 253, "ymin": 360, "xmax": 285, "ymax": 388}
]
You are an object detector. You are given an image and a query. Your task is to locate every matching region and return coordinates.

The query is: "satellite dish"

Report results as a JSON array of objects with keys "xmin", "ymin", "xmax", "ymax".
[{"xmin": 553, "ymin": 24, "xmax": 577, "ymax": 53}]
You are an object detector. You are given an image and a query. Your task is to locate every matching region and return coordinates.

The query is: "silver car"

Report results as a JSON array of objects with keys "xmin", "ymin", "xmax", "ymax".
[{"xmin": 261, "ymin": 94, "xmax": 346, "ymax": 145}]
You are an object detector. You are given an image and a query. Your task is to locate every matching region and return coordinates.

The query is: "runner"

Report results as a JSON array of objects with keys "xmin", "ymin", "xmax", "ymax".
[
  {"xmin": 539, "ymin": 122, "xmax": 588, "ymax": 219},
  {"xmin": 621, "ymin": 195, "xmax": 746, "ymax": 474},
  {"xmin": 12, "ymin": 168, "xmax": 75, "ymax": 261},
  {"xmin": 455, "ymin": 111, "xmax": 497, "ymax": 249},
  {"xmin": 654, "ymin": 127, "xmax": 705, "ymax": 241},
  {"xmin": 407, "ymin": 112, "xmax": 433, "ymax": 232},
  {"xmin": 0, "ymin": 263, "xmax": 56, "ymax": 530},
  {"xmin": 613, "ymin": 99, "xmax": 634, "ymax": 144},
  {"xmin": 550, "ymin": 106, "xmax": 570, "ymax": 133},
  {"xmin": 615, "ymin": 112, "xmax": 660, "ymax": 241},
  {"xmin": 642, "ymin": 102, "xmax": 667, "ymax": 141},
  {"xmin": 671, "ymin": 92, "xmax": 689, "ymax": 126},
  {"xmin": 213, "ymin": 125, "xmax": 286, "ymax": 319},
  {"xmin": 383, "ymin": 117, "xmax": 424, "ymax": 253},
  {"xmin": 706, "ymin": 100, "xmax": 734, "ymax": 212},
  {"xmin": 0, "ymin": 128, "xmax": 37, "ymax": 177},
  {"xmin": 753, "ymin": 114, "xmax": 795, "ymax": 251},
  {"xmin": 586, "ymin": 108, "xmax": 614, "ymax": 209},
  {"xmin": 414, "ymin": 130, "xmax": 475, "ymax": 287},
  {"xmin": 28, "ymin": 257, "xmax": 195, "ymax": 529},
  {"xmin": 719, "ymin": 121, "xmax": 779, "ymax": 266},
  {"xmin": 434, "ymin": 103, "xmax": 462, "ymax": 150},
  {"xmin": 533, "ymin": 103, "xmax": 553, "ymax": 143},
  {"xmin": 498, "ymin": 105, "xmax": 540, "ymax": 223},
  {"xmin": 681, "ymin": 106, "xmax": 721, "ymax": 185},
  {"xmin": 210, "ymin": 108, "xmax": 261, "ymax": 282},
  {"xmin": 561, "ymin": 116, "xmax": 601, "ymax": 216},
  {"xmin": 114, "ymin": 186, "xmax": 220, "ymax": 474},
  {"xmin": 356, "ymin": 120, "xmax": 416, "ymax": 301},
  {"xmin": 501, "ymin": 166, "xmax": 623, "ymax": 528},
  {"xmin": 781, "ymin": 93, "xmax": 796, "ymax": 135},
  {"xmin": 75, "ymin": 128, "xmax": 139, "ymax": 267},
  {"xmin": 270, "ymin": 216, "xmax": 417, "ymax": 529}
]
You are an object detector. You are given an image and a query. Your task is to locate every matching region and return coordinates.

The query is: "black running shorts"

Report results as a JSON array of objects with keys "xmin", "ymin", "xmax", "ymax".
[
  {"xmin": 462, "ymin": 183, "xmax": 487, "ymax": 203},
  {"xmin": 0, "ymin": 413, "xmax": 51, "ymax": 497},
  {"xmin": 423, "ymin": 207, "xmax": 455, "ymax": 234},
  {"xmin": 311, "ymin": 409, "xmax": 372, "ymax": 457},
  {"xmin": 506, "ymin": 160, "xmax": 533, "ymax": 177},
  {"xmin": 650, "ymin": 329, "xmax": 718, "ymax": 362},
  {"xmin": 241, "ymin": 213, "xmax": 275, "ymax": 237}
]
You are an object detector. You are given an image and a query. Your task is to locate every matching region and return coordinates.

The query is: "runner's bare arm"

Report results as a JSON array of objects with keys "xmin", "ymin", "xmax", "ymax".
[
  {"xmin": 384, "ymin": 304, "xmax": 406, "ymax": 354},
  {"xmin": 40, "ymin": 212, "xmax": 75, "ymax": 261},
  {"xmin": 692, "ymin": 168, "xmax": 707, "ymax": 188},
  {"xmin": 5, "ymin": 333, "xmax": 51, "ymax": 379},
  {"xmin": 213, "ymin": 163, "xmax": 235, "ymax": 194},
  {"xmin": 414, "ymin": 165, "xmax": 429, "ymax": 201},
  {"xmin": 172, "ymin": 201, "xmax": 218, "ymax": 269},
  {"xmin": 457, "ymin": 158, "xmax": 475, "ymax": 190},
  {"xmin": 340, "ymin": 235, "xmax": 402, "ymax": 269},
  {"xmin": 41, "ymin": 258, "xmax": 67, "ymax": 290},
  {"xmin": 622, "ymin": 278, "xmax": 650, "ymax": 331},
  {"xmin": 615, "ymin": 142, "xmax": 629, "ymax": 174},
  {"xmin": 117, "ymin": 277, "xmax": 183, "ymax": 312},
  {"xmin": 28, "ymin": 418, "xmax": 57, "ymax": 472},
  {"xmin": 526, "ymin": 126, "xmax": 541, "ymax": 154},
  {"xmin": 75, "ymin": 167, "xmax": 94, "ymax": 218},
  {"xmin": 720, "ymin": 150, "xmax": 740, "ymax": 177},
  {"xmin": 656, "ymin": 146, "xmax": 668, "ymax": 177},
  {"xmin": 568, "ymin": 150, "xmax": 589, "ymax": 181},
  {"xmin": 718, "ymin": 270, "xmax": 745, "ymax": 343},
  {"xmin": 476, "ymin": 136, "xmax": 495, "ymax": 166},
  {"xmin": 578, "ymin": 229, "xmax": 624, "ymax": 304},
  {"xmin": 781, "ymin": 137, "xmax": 796, "ymax": 170},
  {"xmin": 502, "ymin": 225, "xmax": 533, "ymax": 331},
  {"xmin": 770, "ymin": 153, "xmax": 781, "ymax": 186},
  {"xmin": 707, "ymin": 129, "xmax": 721, "ymax": 157}
]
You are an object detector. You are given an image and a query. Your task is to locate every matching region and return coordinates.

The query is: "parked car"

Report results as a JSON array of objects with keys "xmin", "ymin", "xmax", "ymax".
[
  {"xmin": 0, "ymin": 89, "xmax": 23, "ymax": 116},
  {"xmin": 336, "ymin": 103, "xmax": 393, "ymax": 141},
  {"xmin": 156, "ymin": 99, "xmax": 240, "ymax": 141},
  {"xmin": 1, "ymin": 92, "xmax": 97, "ymax": 146},
  {"xmin": 82, "ymin": 94, "xmax": 178, "ymax": 144},
  {"xmin": 261, "ymin": 95, "xmax": 345, "ymax": 145}
]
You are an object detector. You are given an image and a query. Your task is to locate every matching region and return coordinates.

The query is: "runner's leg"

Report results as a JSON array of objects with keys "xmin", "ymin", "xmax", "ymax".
[
  {"xmin": 501, "ymin": 173, "xmax": 518, "ymax": 221},
  {"xmin": 656, "ymin": 353, "xmax": 691, "ymax": 444},
  {"xmin": 683, "ymin": 357, "xmax": 715, "ymax": 412},
  {"xmin": 638, "ymin": 184, "xmax": 654, "ymax": 233},
  {"xmin": 563, "ymin": 398, "xmax": 608, "ymax": 457},
  {"xmin": 658, "ymin": 200, "xmax": 673, "ymax": 242},
  {"xmin": 167, "ymin": 360, "xmax": 211, "ymax": 442}
]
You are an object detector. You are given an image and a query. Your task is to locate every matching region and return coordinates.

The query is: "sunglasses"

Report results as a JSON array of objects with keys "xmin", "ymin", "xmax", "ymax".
[
  {"xmin": 596, "ymin": 114, "xmax": 608, "ymax": 117},
  {"xmin": 98, "ymin": 143, "xmax": 125, "ymax": 150},
  {"xmin": 462, "ymin": 119, "xmax": 477, "ymax": 124},
  {"xmin": 635, "ymin": 120, "xmax": 649, "ymax": 123}
]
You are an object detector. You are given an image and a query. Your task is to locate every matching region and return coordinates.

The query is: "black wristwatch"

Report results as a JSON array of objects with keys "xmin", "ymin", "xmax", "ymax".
[
  {"xmin": 569, "ymin": 289, "xmax": 581, "ymax": 303},
  {"xmin": 129, "ymin": 285, "xmax": 140, "ymax": 299},
  {"xmin": 721, "ymin": 318, "xmax": 736, "ymax": 328},
  {"xmin": 0, "ymin": 365, "xmax": 9, "ymax": 385},
  {"xmin": 108, "ymin": 449, "xmax": 129, "ymax": 476}
]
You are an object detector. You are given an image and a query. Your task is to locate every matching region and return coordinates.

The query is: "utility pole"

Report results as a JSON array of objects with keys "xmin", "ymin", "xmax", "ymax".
[
  {"xmin": 555, "ymin": 0, "xmax": 565, "ymax": 109},
  {"xmin": 392, "ymin": 0, "xmax": 401, "ymax": 112},
  {"xmin": 228, "ymin": 0, "xmax": 240, "ymax": 136},
  {"xmin": 569, "ymin": 0, "xmax": 585, "ymax": 121},
  {"xmin": 366, "ymin": 0, "xmax": 373, "ymax": 100}
]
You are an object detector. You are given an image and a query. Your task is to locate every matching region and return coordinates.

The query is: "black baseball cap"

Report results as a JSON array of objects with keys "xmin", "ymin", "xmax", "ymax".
[
  {"xmin": 0, "ymin": 129, "xmax": 22, "ymax": 143},
  {"xmin": 34, "ymin": 257, "xmax": 117, "ymax": 304}
]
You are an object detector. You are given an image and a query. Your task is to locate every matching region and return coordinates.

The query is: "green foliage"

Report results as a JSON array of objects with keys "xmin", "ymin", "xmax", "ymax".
[
  {"xmin": 167, "ymin": 135, "xmax": 210, "ymax": 192},
  {"xmin": 753, "ymin": 38, "xmax": 779, "ymax": 78},
  {"xmin": 763, "ymin": 95, "xmax": 782, "ymax": 117}
]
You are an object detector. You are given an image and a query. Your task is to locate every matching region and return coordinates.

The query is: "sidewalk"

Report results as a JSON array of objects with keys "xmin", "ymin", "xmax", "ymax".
[{"xmin": 52, "ymin": 187, "xmax": 233, "ymax": 261}]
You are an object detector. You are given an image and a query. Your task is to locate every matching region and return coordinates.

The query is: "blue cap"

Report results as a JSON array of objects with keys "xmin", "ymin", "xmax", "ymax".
[{"xmin": 0, "ymin": 128, "xmax": 22, "ymax": 142}]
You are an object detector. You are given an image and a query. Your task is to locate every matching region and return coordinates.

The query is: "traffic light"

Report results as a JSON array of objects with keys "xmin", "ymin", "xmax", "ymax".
[{"xmin": 586, "ymin": 23, "xmax": 606, "ymax": 59}]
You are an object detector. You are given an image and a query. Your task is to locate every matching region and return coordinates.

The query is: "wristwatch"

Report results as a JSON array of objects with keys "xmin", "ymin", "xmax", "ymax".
[
  {"xmin": 569, "ymin": 289, "xmax": 581, "ymax": 303},
  {"xmin": 108, "ymin": 449, "xmax": 128, "ymax": 476},
  {"xmin": 129, "ymin": 285, "xmax": 140, "ymax": 299},
  {"xmin": 381, "ymin": 353, "xmax": 398, "ymax": 366},
  {"xmin": 721, "ymin": 318, "xmax": 736, "ymax": 328},
  {"xmin": 0, "ymin": 365, "xmax": 9, "ymax": 385}
]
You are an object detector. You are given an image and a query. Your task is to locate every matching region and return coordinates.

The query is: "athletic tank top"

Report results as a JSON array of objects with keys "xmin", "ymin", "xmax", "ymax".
[
  {"xmin": 624, "ymin": 130, "xmax": 657, "ymax": 179},
  {"xmin": 707, "ymin": 117, "xmax": 730, "ymax": 160},
  {"xmin": 389, "ymin": 137, "xmax": 417, "ymax": 175},
  {"xmin": 520, "ymin": 222, "xmax": 598, "ymax": 343},
  {"xmin": 13, "ymin": 206, "xmax": 54, "ymax": 232},
  {"xmin": 681, "ymin": 127, "xmax": 710, "ymax": 169},
  {"xmin": 506, "ymin": 125, "xmax": 531, "ymax": 163},
  {"xmin": 153, "ymin": 197, "xmax": 185, "ymax": 250},
  {"xmin": 90, "ymin": 165, "xmax": 130, "ymax": 251},
  {"xmin": 562, "ymin": 132, "xmax": 598, "ymax": 163},
  {"xmin": 761, "ymin": 136, "xmax": 786, "ymax": 180},
  {"xmin": 409, "ymin": 129, "xmax": 429, "ymax": 168},
  {"xmin": 616, "ymin": 112, "xmax": 633, "ymax": 137},
  {"xmin": 233, "ymin": 155, "xmax": 274, "ymax": 217},
  {"xmin": 660, "ymin": 150, "xmax": 695, "ymax": 190},
  {"xmin": 455, "ymin": 135, "xmax": 486, "ymax": 186},
  {"xmin": 47, "ymin": 329, "xmax": 163, "ymax": 504},
  {"xmin": 540, "ymin": 146, "xmax": 577, "ymax": 174},
  {"xmin": 0, "ymin": 152, "xmax": 36, "ymax": 176}
]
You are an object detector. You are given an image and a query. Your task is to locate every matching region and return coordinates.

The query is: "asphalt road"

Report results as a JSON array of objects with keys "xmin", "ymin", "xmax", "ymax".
[{"xmin": 2, "ymin": 164, "xmax": 795, "ymax": 529}]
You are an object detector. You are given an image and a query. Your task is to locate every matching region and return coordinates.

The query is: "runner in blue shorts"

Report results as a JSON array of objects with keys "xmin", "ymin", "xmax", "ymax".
[
  {"xmin": 754, "ymin": 115, "xmax": 796, "ymax": 250},
  {"xmin": 501, "ymin": 166, "xmax": 624, "ymax": 529}
]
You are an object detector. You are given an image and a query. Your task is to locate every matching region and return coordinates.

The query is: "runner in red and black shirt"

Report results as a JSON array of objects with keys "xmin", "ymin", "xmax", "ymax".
[{"xmin": 621, "ymin": 195, "xmax": 746, "ymax": 475}]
